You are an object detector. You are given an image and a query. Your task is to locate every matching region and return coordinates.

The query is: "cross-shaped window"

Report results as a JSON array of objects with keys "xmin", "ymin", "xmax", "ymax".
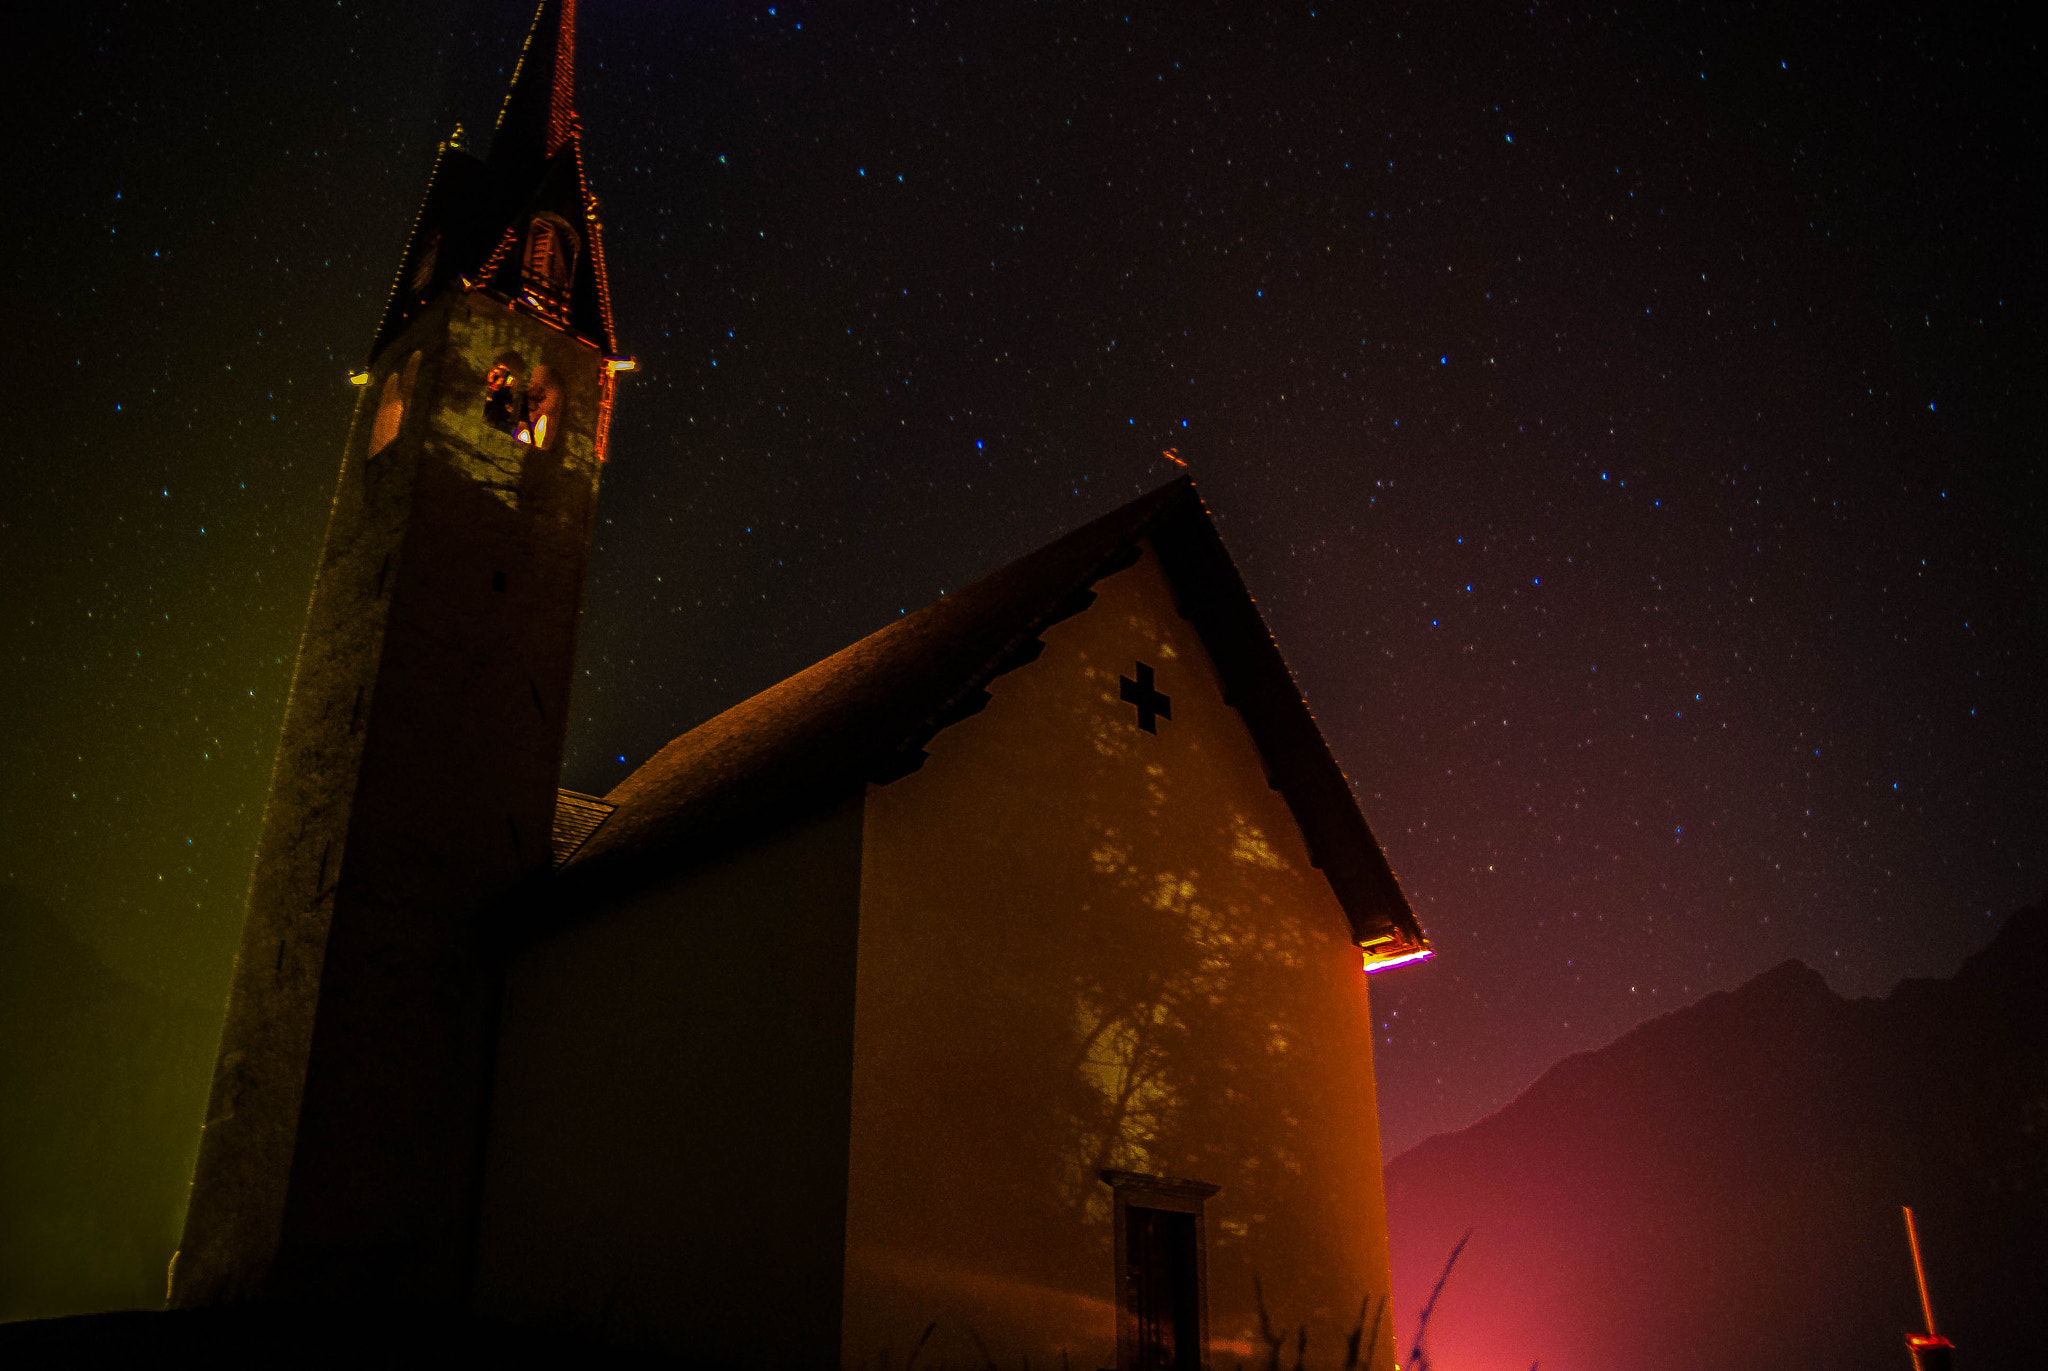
[{"xmin": 1119, "ymin": 662, "xmax": 1172, "ymax": 734}]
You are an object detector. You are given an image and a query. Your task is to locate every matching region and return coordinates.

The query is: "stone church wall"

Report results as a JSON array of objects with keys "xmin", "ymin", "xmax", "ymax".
[{"xmin": 472, "ymin": 794, "xmax": 866, "ymax": 1368}]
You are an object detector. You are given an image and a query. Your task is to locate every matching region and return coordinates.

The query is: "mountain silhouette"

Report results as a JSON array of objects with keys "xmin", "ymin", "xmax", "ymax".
[{"xmin": 1386, "ymin": 897, "xmax": 2046, "ymax": 1371}]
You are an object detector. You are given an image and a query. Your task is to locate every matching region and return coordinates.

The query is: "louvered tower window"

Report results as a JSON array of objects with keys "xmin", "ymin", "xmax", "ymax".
[{"xmin": 521, "ymin": 214, "xmax": 579, "ymax": 322}]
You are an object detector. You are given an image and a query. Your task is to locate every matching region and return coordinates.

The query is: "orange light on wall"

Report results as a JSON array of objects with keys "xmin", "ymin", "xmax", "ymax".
[
  {"xmin": 1359, "ymin": 933, "xmax": 1434, "ymax": 974},
  {"xmin": 1906, "ymin": 1334, "xmax": 1954, "ymax": 1371},
  {"xmin": 594, "ymin": 368, "xmax": 615, "ymax": 463},
  {"xmin": 523, "ymin": 366, "xmax": 562, "ymax": 449},
  {"xmin": 1362, "ymin": 946, "xmax": 1434, "ymax": 974},
  {"xmin": 593, "ymin": 358, "xmax": 634, "ymax": 463}
]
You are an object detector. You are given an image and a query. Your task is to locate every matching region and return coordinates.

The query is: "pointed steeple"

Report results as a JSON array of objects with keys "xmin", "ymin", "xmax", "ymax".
[
  {"xmin": 370, "ymin": 0, "xmax": 616, "ymax": 363},
  {"xmin": 489, "ymin": 0, "xmax": 579, "ymax": 183}
]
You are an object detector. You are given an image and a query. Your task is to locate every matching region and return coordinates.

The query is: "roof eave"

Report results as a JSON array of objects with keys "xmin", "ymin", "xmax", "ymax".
[
  {"xmin": 1144, "ymin": 488, "xmax": 1428, "ymax": 953},
  {"xmin": 536, "ymin": 478, "xmax": 1427, "ymax": 958}
]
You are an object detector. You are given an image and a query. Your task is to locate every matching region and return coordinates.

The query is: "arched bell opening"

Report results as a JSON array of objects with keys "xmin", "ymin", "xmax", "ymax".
[
  {"xmin": 483, "ymin": 351, "xmax": 529, "ymax": 438},
  {"xmin": 523, "ymin": 365, "xmax": 564, "ymax": 450}
]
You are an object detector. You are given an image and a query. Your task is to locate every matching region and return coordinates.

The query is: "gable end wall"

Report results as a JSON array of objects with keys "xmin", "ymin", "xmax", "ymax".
[{"xmin": 846, "ymin": 541, "xmax": 1397, "ymax": 1370}]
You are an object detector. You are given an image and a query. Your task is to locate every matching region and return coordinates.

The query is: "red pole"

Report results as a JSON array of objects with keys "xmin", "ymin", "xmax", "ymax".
[
  {"xmin": 1903, "ymin": 1206, "xmax": 1938, "ymax": 1338},
  {"xmin": 1901, "ymin": 1207, "xmax": 1954, "ymax": 1371}
]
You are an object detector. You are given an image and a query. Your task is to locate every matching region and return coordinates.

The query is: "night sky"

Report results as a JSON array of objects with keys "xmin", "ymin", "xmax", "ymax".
[{"xmin": 7, "ymin": 0, "xmax": 2039, "ymax": 1158}]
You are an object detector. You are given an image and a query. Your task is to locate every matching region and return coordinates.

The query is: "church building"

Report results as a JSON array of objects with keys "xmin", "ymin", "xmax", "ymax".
[{"xmin": 170, "ymin": 6, "xmax": 1433, "ymax": 1370}]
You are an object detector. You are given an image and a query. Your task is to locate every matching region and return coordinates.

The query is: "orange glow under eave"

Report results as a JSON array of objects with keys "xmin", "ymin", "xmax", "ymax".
[{"xmin": 1362, "ymin": 946, "xmax": 1435, "ymax": 974}]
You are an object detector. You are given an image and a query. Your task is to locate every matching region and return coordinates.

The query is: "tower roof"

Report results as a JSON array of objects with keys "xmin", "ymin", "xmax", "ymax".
[
  {"xmin": 548, "ymin": 479, "xmax": 1429, "ymax": 963},
  {"xmin": 370, "ymin": 0, "xmax": 616, "ymax": 363},
  {"xmin": 488, "ymin": 0, "xmax": 580, "ymax": 183}
]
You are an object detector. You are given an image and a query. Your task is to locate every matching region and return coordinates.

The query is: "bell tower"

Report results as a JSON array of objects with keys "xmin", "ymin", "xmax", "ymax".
[{"xmin": 173, "ymin": 0, "xmax": 629, "ymax": 1309}]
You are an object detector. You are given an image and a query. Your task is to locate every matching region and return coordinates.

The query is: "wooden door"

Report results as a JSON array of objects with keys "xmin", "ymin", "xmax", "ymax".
[{"xmin": 1127, "ymin": 1205, "xmax": 1200, "ymax": 1370}]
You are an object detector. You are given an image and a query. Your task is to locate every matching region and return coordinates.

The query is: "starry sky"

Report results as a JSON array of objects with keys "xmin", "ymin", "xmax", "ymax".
[{"xmin": 6, "ymin": 0, "xmax": 2039, "ymax": 1158}]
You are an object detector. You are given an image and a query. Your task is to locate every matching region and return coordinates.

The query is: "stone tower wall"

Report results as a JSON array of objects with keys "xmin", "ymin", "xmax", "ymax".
[{"xmin": 173, "ymin": 289, "xmax": 606, "ymax": 1308}]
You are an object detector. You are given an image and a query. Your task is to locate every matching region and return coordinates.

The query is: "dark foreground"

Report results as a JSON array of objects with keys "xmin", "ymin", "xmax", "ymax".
[
  {"xmin": 1387, "ymin": 896, "xmax": 2048, "ymax": 1371},
  {"xmin": 0, "ymin": 1307, "xmax": 690, "ymax": 1369}
]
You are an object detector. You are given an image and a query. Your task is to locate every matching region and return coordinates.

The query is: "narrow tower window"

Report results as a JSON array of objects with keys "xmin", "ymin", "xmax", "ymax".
[
  {"xmin": 410, "ymin": 232, "xmax": 441, "ymax": 297},
  {"xmin": 368, "ymin": 351, "xmax": 422, "ymax": 456}
]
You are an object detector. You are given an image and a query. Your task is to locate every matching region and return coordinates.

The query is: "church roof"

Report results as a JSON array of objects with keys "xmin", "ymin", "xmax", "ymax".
[{"xmin": 557, "ymin": 478, "xmax": 1428, "ymax": 959}]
